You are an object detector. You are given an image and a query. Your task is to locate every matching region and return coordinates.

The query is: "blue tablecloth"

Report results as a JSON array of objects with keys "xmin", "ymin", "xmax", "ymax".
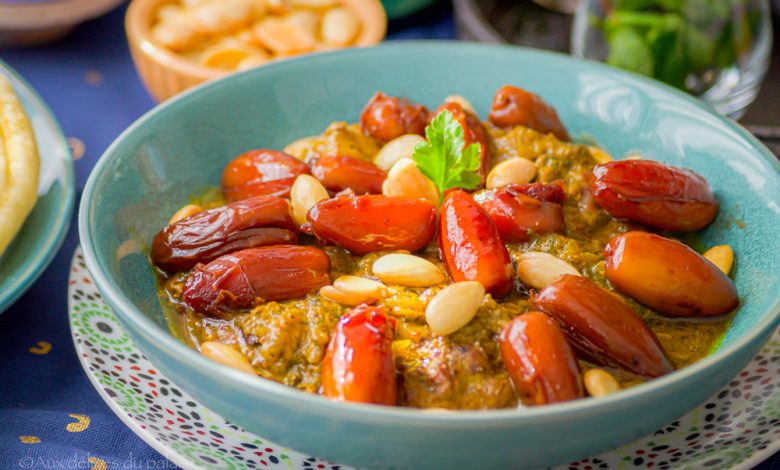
[{"xmin": 0, "ymin": 2, "xmax": 775, "ymax": 469}]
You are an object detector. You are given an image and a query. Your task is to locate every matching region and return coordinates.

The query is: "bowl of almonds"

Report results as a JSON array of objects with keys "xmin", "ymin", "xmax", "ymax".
[{"xmin": 126, "ymin": 0, "xmax": 387, "ymax": 101}]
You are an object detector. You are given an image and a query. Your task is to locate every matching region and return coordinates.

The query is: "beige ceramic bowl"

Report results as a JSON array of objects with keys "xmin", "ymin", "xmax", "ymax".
[
  {"xmin": 126, "ymin": 0, "xmax": 387, "ymax": 102},
  {"xmin": 0, "ymin": 0, "xmax": 124, "ymax": 47}
]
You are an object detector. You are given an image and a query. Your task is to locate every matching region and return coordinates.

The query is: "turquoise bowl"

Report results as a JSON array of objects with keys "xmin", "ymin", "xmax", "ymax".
[
  {"xmin": 0, "ymin": 61, "xmax": 74, "ymax": 314},
  {"xmin": 79, "ymin": 42, "xmax": 780, "ymax": 469}
]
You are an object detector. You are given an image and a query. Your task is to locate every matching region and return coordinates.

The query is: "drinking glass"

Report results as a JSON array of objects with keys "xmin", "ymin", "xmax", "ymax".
[{"xmin": 571, "ymin": 0, "xmax": 773, "ymax": 118}]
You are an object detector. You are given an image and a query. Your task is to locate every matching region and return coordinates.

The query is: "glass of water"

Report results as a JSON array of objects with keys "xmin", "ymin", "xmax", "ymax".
[{"xmin": 571, "ymin": 0, "xmax": 773, "ymax": 118}]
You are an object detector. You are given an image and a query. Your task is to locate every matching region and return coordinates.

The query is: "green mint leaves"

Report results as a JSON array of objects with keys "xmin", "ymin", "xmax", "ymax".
[
  {"xmin": 602, "ymin": 1, "xmax": 752, "ymax": 92},
  {"xmin": 412, "ymin": 110, "xmax": 482, "ymax": 201}
]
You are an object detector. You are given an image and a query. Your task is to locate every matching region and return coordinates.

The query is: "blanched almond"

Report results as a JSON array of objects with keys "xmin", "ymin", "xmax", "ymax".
[
  {"xmin": 444, "ymin": 95, "xmax": 477, "ymax": 115},
  {"xmin": 703, "ymin": 244, "xmax": 734, "ymax": 275},
  {"xmin": 285, "ymin": 9, "xmax": 320, "ymax": 36},
  {"xmin": 334, "ymin": 275, "xmax": 386, "ymax": 299},
  {"xmin": 321, "ymin": 7, "xmax": 360, "ymax": 46},
  {"xmin": 238, "ymin": 54, "xmax": 271, "ymax": 70},
  {"xmin": 383, "ymin": 158, "xmax": 439, "ymax": 206},
  {"xmin": 291, "ymin": 174, "xmax": 329, "ymax": 226},
  {"xmin": 192, "ymin": 0, "xmax": 255, "ymax": 34},
  {"xmin": 516, "ymin": 251, "xmax": 580, "ymax": 290},
  {"xmin": 425, "ymin": 281, "xmax": 485, "ymax": 335},
  {"xmin": 373, "ymin": 134, "xmax": 425, "ymax": 171},
  {"xmin": 151, "ymin": 16, "xmax": 201, "ymax": 51},
  {"xmin": 200, "ymin": 341, "xmax": 255, "ymax": 374},
  {"xmin": 583, "ymin": 368, "xmax": 621, "ymax": 397},
  {"xmin": 199, "ymin": 44, "xmax": 257, "ymax": 70},
  {"xmin": 486, "ymin": 158, "xmax": 537, "ymax": 189},
  {"xmin": 266, "ymin": 0, "xmax": 290, "ymax": 14},
  {"xmin": 254, "ymin": 17, "xmax": 315, "ymax": 54},
  {"xmin": 291, "ymin": 0, "xmax": 337, "ymax": 8},
  {"xmin": 319, "ymin": 285, "xmax": 375, "ymax": 306},
  {"xmin": 250, "ymin": 0, "xmax": 268, "ymax": 17},
  {"xmin": 372, "ymin": 254, "xmax": 444, "ymax": 287},
  {"xmin": 168, "ymin": 204, "xmax": 203, "ymax": 225},
  {"xmin": 157, "ymin": 4, "xmax": 186, "ymax": 21}
]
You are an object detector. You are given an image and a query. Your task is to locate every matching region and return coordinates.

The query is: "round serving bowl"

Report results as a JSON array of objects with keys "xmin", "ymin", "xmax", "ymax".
[
  {"xmin": 79, "ymin": 42, "xmax": 780, "ymax": 469},
  {"xmin": 126, "ymin": 0, "xmax": 387, "ymax": 102}
]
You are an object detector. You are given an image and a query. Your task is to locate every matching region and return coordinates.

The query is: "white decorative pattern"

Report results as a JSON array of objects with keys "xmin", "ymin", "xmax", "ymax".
[{"xmin": 68, "ymin": 248, "xmax": 780, "ymax": 470}]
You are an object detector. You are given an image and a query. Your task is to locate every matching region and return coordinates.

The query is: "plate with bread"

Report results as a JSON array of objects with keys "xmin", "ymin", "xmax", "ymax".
[{"xmin": 0, "ymin": 61, "xmax": 74, "ymax": 314}]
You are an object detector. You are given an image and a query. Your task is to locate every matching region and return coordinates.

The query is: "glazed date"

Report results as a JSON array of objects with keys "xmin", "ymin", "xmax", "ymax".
[
  {"xmin": 477, "ymin": 183, "xmax": 565, "ymax": 243},
  {"xmin": 222, "ymin": 149, "xmax": 310, "ymax": 202},
  {"xmin": 535, "ymin": 275, "xmax": 673, "ymax": 378},
  {"xmin": 311, "ymin": 155, "xmax": 387, "ymax": 195},
  {"xmin": 489, "ymin": 85, "xmax": 570, "ymax": 141},
  {"xmin": 322, "ymin": 304, "xmax": 397, "ymax": 405},
  {"xmin": 359, "ymin": 92, "xmax": 429, "ymax": 142},
  {"xmin": 308, "ymin": 194, "xmax": 436, "ymax": 255},
  {"xmin": 433, "ymin": 102, "xmax": 492, "ymax": 182},
  {"xmin": 182, "ymin": 245, "xmax": 331, "ymax": 315},
  {"xmin": 500, "ymin": 311, "xmax": 584, "ymax": 405},
  {"xmin": 591, "ymin": 160, "xmax": 718, "ymax": 232},
  {"xmin": 508, "ymin": 181, "xmax": 567, "ymax": 204},
  {"xmin": 605, "ymin": 232, "xmax": 739, "ymax": 317},
  {"xmin": 151, "ymin": 196, "xmax": 298, "ymax": 272},
  {"xmin": 439, "ymin": 189, "xmax": 514, "ymax": 298}
]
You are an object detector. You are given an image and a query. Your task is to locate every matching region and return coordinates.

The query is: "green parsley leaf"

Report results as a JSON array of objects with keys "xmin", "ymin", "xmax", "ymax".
[{"xmin": 412, "ymin": 110, "xmax": 482, "ymax": 201}]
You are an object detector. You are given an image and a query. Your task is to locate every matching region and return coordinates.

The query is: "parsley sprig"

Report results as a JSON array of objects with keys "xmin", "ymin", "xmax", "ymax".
[{"xmin": 412, "ymin": 110, "xmax": 482, "ymax": 201}]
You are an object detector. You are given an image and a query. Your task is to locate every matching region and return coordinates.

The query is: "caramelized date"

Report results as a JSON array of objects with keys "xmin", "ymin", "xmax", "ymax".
[
  {"xmin": 605, "ymin": 232, "xmax": 739, "ymax": 317},
  {"xmin": 500, "ymin": 312, "xmax": 584, "ymax": 405},
  {"xmin": 439, "ymin": 190, "xmax": 514, "ymax": 298},
  {"xmin": 182, "ymin": 246, "xmax": 330, "ymax": 315},
  {"xmin": 359, "ymin": 92, "xmax": 429, "ymax": 142},
  {"xmin": 433, "ymin": 102, "xmax": 492, "ymax": 182},
  {"xmin": 222, "ymin": 149, "xmax": 310, "ymax": 202},
  {"xmin": 508, "ymin": 181, "xmax": 567, "ymax": 204},
  {"xmin": 308, "ymin": 194, "xmax": 436, "ymax": 255},
  {"xmin": 535, "ymin": 275, "xmax": 673, "ymax": 378},
  {"xmin": 477, "ymin": 184, "xmax": 565, "ymax": 243},
  {"xmin": 311, "ymin": 155, "xmax": 387, "ymax": 194},
  {"xmin": 591, "ymin": 160, "xmax": 718, "ymax": 231},
  {"xmin": 322, "ymin": 304, "xmax": 396, "ymax": 405},
  {"xmin": 489, "ymin": 85, "xmax": 570, "ymax": 141},
  {"xmin": 151, "ymin": 196, "xmax": 297, "ymax": 272}
]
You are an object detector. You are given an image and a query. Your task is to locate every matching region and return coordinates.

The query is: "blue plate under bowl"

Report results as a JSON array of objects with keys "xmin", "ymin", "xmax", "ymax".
[
  {"xmin": 78, "ymin": 42, "xmax": 780, "ymax": 469},
  {"xmin": 0, "ymin": 61, "xmax": 74, "ymax": 314}
]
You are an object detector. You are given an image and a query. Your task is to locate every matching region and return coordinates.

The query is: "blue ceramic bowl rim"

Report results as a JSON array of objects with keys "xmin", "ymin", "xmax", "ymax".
[
  {"xmin": 79, "ymin": 41, "xmax": 780, "ymax": 424},
  {"xmin": 0, "ymin": 60, "xmax": 75, "ymax": 313}
]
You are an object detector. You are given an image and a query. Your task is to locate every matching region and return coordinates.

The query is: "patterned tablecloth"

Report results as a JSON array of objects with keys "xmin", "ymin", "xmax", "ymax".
[{"xmin": 0, "ymin": 2, "xmax": 775, "ymax": 469}]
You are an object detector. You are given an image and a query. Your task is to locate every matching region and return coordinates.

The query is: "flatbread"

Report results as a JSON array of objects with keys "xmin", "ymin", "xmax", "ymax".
[{"xmin": 0, "ymin": 74, "xmax": 40, "ymax": 257}]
